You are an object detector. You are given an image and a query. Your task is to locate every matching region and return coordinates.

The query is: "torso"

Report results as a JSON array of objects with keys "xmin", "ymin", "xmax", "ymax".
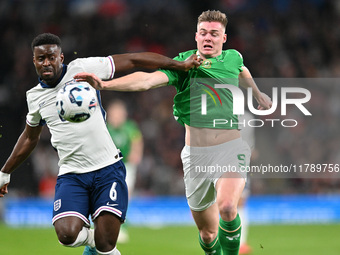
[
  {"xmin": 26, "ymin": 57, "xmax": 118, "ymax": 175},
  {"xmin": 161, "ymin": 49, "xmax": 244, "ymax": 130},
  {"xmin": 185, "ymin": 124, "xmax": 240, "ymax": 146}
]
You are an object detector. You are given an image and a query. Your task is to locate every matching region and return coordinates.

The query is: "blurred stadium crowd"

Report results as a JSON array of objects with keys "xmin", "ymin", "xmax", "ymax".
[{"xmin": 0, "ymin": 0, "xmax": 340, "ymax": 197}]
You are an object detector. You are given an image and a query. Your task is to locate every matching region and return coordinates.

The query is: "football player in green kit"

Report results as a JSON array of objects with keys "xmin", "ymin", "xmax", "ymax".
[{"xmin": 75, "ymin": 10, "xmax": 272, "ymax": 255}]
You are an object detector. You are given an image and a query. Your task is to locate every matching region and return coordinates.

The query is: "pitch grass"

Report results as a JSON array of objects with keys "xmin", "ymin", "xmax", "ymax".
[{"xmin": 1, "ymin": 224, "xmax": 340, "ymax": 255}]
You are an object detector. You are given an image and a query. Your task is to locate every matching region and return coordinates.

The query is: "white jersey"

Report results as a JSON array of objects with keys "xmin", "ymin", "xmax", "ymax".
[{"xmin": 26, "ymin": 56, "xmax": 122, "ymax": 175}]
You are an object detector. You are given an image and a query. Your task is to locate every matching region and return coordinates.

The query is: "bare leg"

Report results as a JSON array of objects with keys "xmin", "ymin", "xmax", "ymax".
[
  {"xmin": 191, "ymin": 203, "xmax": 219, "ymax": 243},
  {"xmin": 93, "ymin": 212, "xmax": 121, "ymax": 252},
  {"xmin": 216, "ymin": 173, "xmax": 245, "ymax": 221},
  {"xmin": 54, "ymin": 216, "xmax": 85, "ymax": 245},
  {"xmin": 215, "ymin": 173, "xmax": 245, "ymax": 255}
]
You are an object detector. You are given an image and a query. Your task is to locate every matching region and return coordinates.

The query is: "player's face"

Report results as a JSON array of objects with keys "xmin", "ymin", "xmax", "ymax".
[
  {"xmin": 33, "ymin": 44, "xmax": 64, "ymax": 85},
  {"xmin": 195, "ymin": 21, "xmax": 227, "ymax": 59}
]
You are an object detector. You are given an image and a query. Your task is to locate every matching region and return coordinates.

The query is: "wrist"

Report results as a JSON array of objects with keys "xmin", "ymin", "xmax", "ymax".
[
  {"xmin": 0, "ymin": 171, "xmax": 10, "ymax": 187},
  {"xmin": 99, "ymin": 81, "xmax": 107, "ymax": 90},
  {"xmin": 173, "ymin": 60, "xmax": 184, "ymax": 70},
  {"xmin": 253, "ymin": 90, "xmax": 262, "ymax": 100}
]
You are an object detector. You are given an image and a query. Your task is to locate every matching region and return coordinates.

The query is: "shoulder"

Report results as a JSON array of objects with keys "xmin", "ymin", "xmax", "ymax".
[
  {"xmin": 224, "ymin": 49, "xmax": 243, "ymax": 60},
  {"xmin": 175, "ymin": 50, "xmax": 197, "ymax": 61},
  {"xmin": 26, "ymin": 83, "xmax": 43, "ymax": 99},
  {"xmin": 26, "ymin": 84, "xmax": 46, "ymax": 113},
  {"xmin": 67, "ymin": 57, "xmax": 90, "ymax": 67},
  {"xmin": 68, "ymin": 56, "xmax": 113, "ymax": 67}
]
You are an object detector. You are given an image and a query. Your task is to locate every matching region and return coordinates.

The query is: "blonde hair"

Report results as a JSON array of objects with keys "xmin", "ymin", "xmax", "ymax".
[{"xmin": 197, "ymin": 10, "xmax": 228, "ymax": 30}]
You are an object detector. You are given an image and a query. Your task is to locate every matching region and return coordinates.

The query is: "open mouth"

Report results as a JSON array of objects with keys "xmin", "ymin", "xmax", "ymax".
[
  {"xmin": 203, "ymin": 45, "xmax": 213, "ymax": 49},
  {"xmin": 42, "ymin": 69, "xmax": 53, "ymax": 76}
]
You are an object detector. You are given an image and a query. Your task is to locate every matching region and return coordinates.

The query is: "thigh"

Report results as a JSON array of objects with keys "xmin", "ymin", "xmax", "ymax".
[
  {"xmin": 94, "ymin": 212, "xmax": 121, "ymax": 252},
  {"xmin": 184, "ymin": 177, "xmax": 217, "ymax": 211},
  {"xmin": 216, "ymin": 174, "xmax": 245, "ymax": 208},
  {"xmin": 91, "ymin": 161, "xmax": 128, "ymax": 222},
  {"xmin": 52, "ymin": 174, "xmax": 91, "ymax": 226},
  {"xmin": 181, "ymin": 146, "xmax": 217, "ymax": 211},
  {"xmin": 213, "ymin": 139, "xmax": 250, "ymax": 207}
]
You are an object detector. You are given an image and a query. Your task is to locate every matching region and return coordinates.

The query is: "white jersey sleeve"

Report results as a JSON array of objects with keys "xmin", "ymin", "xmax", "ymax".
[
  {"xmin": 26, "ymin": 93, "xmax": 44, "ymax": 127},
  {"xmin": 75, "ymin": 56, "xmax": 115, "ymax": 80}
]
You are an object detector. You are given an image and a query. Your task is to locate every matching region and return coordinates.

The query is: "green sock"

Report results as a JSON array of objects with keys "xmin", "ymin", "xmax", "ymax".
[
  {"xmin": 198, "ymin": 233, "xmax": 222, "ymax": 255},
  {"xmin": 218, "ymin": 214, "xmax": 242, "ymax": 255}
]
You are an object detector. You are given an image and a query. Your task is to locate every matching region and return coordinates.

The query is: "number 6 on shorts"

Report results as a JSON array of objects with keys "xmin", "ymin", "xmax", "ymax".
[{"xmin": 109, "ymin": 182, "xmax": 117, "ymax": 201}]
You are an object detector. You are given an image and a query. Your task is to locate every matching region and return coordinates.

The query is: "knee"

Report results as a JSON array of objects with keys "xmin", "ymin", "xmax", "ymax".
[
  {"xmin": 55, "ymin": 225, "xmax": 81, "ymax": 245},
  {"xmin": 200, "ymin": 230, "xmax": 218, "ymax": 244},
  {"xmin": 218, "ymin": 200, "xmax": 238, "ymax": 221},
  {"xmin": 94, "ymin": 211, "xmax": 121, "ymax": 252}
]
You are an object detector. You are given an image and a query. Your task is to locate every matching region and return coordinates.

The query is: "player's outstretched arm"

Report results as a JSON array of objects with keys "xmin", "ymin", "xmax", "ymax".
[
  {"xmin": 239, "ymin": 66, "xmax": 272, "ymax": 110},
  {"xmin": 74, "ymin": 70, "xmax": 169, "ymax": 91},
  {"xmin": 112, "ymin": 53, "xmax": 201, "ymax": 72},
  {"xmin": 0, "ymin": 124, "xmax": 42, "ymax": 197}
]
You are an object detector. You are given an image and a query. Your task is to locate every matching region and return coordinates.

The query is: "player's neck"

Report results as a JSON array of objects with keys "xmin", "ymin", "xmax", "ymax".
[{"xmin": 196, "ymin": 50, "xmax": 222, "ymax": 60}]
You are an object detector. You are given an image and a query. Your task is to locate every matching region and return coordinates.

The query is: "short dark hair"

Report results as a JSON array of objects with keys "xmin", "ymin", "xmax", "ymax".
[{"xmin": 31, "ymin": 33, "xmax": 62, "ymax": 51}]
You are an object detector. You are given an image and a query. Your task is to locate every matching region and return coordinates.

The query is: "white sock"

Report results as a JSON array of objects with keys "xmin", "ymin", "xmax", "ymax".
[
  {"xmin": 238, "ymin": 207, "xmax": 248, "ymax": 245},
  {"xmin": 97, "ymin": 247, "xmax": 121, "ymax": 255},
  {"xmin": 63, "ymin": 227, "xmax": 95, "ymax": 248},
  {"xmin": 86, "ymin": 228, "xmax": 95, "ymax": 248}
]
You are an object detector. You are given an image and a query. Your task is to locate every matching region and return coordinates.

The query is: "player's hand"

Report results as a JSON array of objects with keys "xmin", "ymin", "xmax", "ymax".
[
  {"xmin": 256, "ymin": 92, "xmax": 272, "ymax": 110},
  {"xmin": 0, "ymin": 183, "xmax": 9, "ymax": 198},
  {"xmin": 0, "ymin": 171, "xmax": 10, "ymax": 198},
  {"xmin": 74, "ymin": 72, "xmax": 105, "ymax": 90},
  {"xmin": 181, "ymin": 54, "xmax": 202, "ymax": 71}
]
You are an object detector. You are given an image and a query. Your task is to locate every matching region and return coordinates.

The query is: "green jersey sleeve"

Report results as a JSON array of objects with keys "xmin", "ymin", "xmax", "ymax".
[{"xmin": 159, "ymin": 50, "xmax": 197, "ymax": 90}]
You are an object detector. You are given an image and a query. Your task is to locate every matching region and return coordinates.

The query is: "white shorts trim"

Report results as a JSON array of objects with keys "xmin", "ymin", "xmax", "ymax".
[
  {"xmin": 52, "ymin": 211, "xmax": 90, "ymax": 227},
  {"xmin": 92, "ymin": 206, "xmax": 123, "ymax": 221}
]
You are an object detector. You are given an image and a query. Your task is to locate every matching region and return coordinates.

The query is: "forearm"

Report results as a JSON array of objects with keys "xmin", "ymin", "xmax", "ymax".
[
  {"xmin": 102, "ymin": 72, "xmax": 148, "ymax": 91},
  {"xmin": 239, "ymin": 77, "xmax": 262, "ymax": 99},
  {"xmin": 102, "ymin": 71, "xmax": 168, "ymax": 91},
  {"xmin": 239, "ymin": 66, "xmax": 272, "ymax": 110},
  {"xmin": 239, "ymin": 66, "xmax": 262, "ymax": 99},
  {"xmin": 112, "ymin": 52, "xmax": 187, "ymax": 73}
]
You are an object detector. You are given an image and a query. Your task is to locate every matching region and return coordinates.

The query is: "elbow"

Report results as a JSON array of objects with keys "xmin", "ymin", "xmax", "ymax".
[{"xmin": 138, "ymin": 83, "xmax": 152, "ymax": 91}]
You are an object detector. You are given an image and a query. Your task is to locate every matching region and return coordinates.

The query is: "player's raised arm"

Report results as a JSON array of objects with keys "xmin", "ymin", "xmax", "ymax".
[
  {"xmin": 0, "ymin": 124, "xmax": 42, "ymax": 197},
  {"xmin": 239, "ymin": 66, "xmax": 272, "ymax": 110},
  {"xmin": 74, "ymin": 70, "xmax": 169, "ymax": 91},
  {"xmin": 112, "ymin": 52, "xmax": 201, "ymax": 72}
]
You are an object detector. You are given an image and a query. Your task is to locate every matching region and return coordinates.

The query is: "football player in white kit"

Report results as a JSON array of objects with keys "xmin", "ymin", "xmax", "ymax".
[{"xmin": 0, "ymin": 33, "xmax": 200, "ymax": 255}]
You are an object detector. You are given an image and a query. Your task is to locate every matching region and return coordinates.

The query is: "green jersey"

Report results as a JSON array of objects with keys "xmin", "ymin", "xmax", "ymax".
[
  {"xmin": 160, "ymin": 49, "xmax": 244, "ymax": 129},
  {"xmin": 107, "ymin": 120, "xmax": 142, "ymax": 163}
]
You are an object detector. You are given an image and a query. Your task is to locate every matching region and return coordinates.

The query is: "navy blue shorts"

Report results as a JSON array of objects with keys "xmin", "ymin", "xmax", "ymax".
[{"xmin": 52, "ymin": 160, "xmax": 128, "ymax": 226}]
